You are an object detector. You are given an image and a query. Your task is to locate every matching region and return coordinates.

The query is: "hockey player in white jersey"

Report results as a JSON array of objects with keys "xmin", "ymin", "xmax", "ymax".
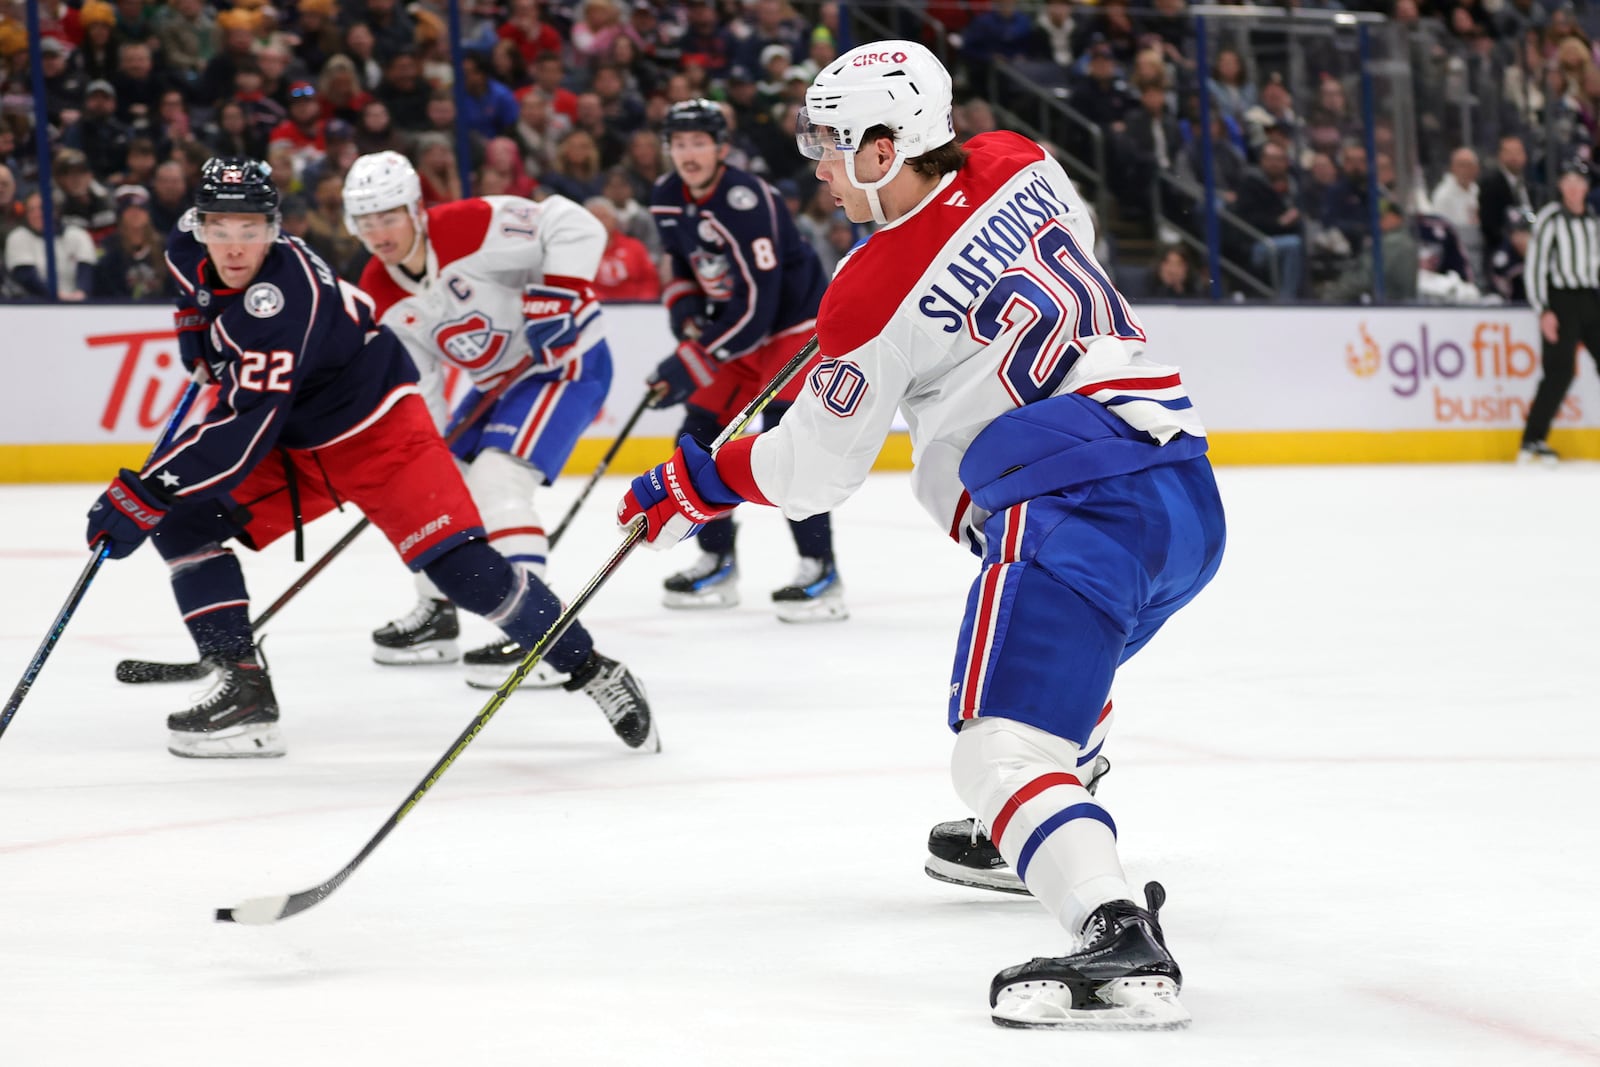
[
  {"xmin": 344, "ymin": 151, "xmax": 614, "ymax": 688},
  {"xmin": 619, "ymin": 42, "xmax": 1226, "ymax": 1028}
]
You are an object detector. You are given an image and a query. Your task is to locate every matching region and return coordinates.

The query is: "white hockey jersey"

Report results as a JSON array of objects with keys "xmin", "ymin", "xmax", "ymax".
[
  {"xmin": 359, "ymin": 195, "xmax": 608, "ymax": 422},
  {"xmin": 741, "ymin": 131, "xmax": 1206, "ymax": 540}
]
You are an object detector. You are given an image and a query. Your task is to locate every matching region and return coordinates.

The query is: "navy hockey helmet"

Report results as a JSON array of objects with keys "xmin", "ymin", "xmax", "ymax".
[
  {"xmin": 662, "ymin": 98, "xmax": 729, "ymax": 145},
  {"xmin": 195, "ymin": 157, "xmax": 281, "ymax": 219}
]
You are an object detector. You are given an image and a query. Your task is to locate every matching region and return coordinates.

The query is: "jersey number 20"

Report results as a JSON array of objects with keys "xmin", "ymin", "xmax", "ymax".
[{"xmin": 965, "ymin": 219, "xmax": 1143, "ymax": 407}]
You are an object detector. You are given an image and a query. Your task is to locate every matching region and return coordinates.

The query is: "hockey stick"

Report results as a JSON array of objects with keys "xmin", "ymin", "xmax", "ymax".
[
  {"xmin": 216, "ymin": 336, "xmax": 818, "ymax": 925},
  {"xmin": 1, "ymin": 381, "xmax": 204, "ymax": 740},
  {"xmin": 115, "ymin": 371, "xmax": 528, "ymax": 684},
  {"xmin": 547, "ymin": 390, "xmax": 652, "ymax": 550}
]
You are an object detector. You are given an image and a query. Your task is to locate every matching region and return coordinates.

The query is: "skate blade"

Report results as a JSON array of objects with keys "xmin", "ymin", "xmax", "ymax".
[
  {"xmin": 372, "ymin": 641, "xmax": 461, "ymax": 666},
  {"xmin": 923, "ymin": 855, "xmax": 1029, "ymax": 896},
  {"xmin": 661, "ymin": 587, "xmax": 740, "ymax": 610},
  {"xmin": 622, "ymin": 716, "xmax": 663, "ymax": 753},
  {"xmin": 168, "ymin": 722, "xmax": 285, "ymax": 759},
  {"xmin": 992, "ymin": 977, "xmax": 1191, "ymax": 1031},
  {"xmin": 464, "ymin": 660, "xmax": 569, "ymax": 690},
  {"xmin": 773, "ymin": 594, "xmax": 849, "ymax": 623}
]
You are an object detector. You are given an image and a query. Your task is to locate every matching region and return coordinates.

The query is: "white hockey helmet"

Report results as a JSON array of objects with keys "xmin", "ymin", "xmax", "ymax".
[
  {"xmin": 797, "ymin": 40, "xmax": 954, "ymax": 222},
  {"xmin": 342, "ymin": 150, "xmax": 425, "ymax": 254}
]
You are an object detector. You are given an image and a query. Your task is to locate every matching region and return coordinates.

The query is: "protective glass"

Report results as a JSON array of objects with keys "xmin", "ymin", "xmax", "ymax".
[{"xmin": 350, "ymin": 207, "xmax": 411, "ymax": 236}]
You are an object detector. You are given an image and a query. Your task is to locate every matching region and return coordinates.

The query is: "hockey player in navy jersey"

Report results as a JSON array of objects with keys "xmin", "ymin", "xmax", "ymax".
[
  {"xmin": 620, "ymin": 44, "xmax": 1224, "ymax": 1028},
  {"xmin": 646, "ymin": 98, "xmax": 847, "ymax": 622},
  {"xmin": 85, "ymin": 157, "xmax": 657, "ymax": 759}
]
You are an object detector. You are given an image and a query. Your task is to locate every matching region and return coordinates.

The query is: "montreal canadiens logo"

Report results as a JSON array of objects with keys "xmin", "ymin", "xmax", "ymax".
[
  {"xmin": 852, "ymin": 50, "xmax": 908, "ymax": 67},
  {"xmin": 434, "ymin": 312, "xmax": 510, "ymax": 369},
  {"xmin": 244, "ymin": 282, "xmax": 283, "ymax": 317}
]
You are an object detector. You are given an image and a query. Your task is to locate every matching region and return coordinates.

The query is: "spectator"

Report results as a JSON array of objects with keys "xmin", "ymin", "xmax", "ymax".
[
  {"xmin": 1030, "ymin": 0, "xmax": 1075, "ymax": 69},
  {"xmin": 1244, "ymin": 74, "xmax": 1299, "ymax": 152},
  {"xmin": 609, "ymin": 27, "xmax": 663, "ymax": 97},
  {"xmin": 110, "ymin": 42, "xmax": 168, "ymax": 132},
  {"xmin": 355, "ymin": 99, "xmax": 406, "ymax": 156},
  {"xmin": 1071, "ymin": 1, "xmax": 1138, "ymax": 68},
  {"xmin": 1207, "ymin": 47, "xmax": 1255, "ymax": 122},
  {"xmin": 735, "ymin": 0, "xmax": 805, "ymax": 72},
  {"xmin": 1322, "ymin": 140, "xmax": 1373, "ymax": 253},
  {"xmin": 796, "ymin": 182, "xmax": 841, "ymax": 273},
  {"xmin": 0, "ymin": 163, "xmax": 24, "ymax": 249},
  {"xmin": 625, "ymin": 3, "xmax": 684, "ymax": 75},
  {"xmin": 302, "ymin": 119, "xmax": 360, "ymax": 191},
  {"xmin": 151, "ymin": 89, "xmax": 194, "ymax": 159},
  {"xmin": 231, "ymin": 63, "xmax": 288, "ymax": 149},
  {"xmin": 1431, "ymin": 146, "xmax": 1482, "ymax": 280},
  {"xmin": 206, "ymin": 98, "xmax": 267, "ymax": 159},
  {"xmin": 77, "ymin": 1, "xmax": 121, "ymax": 83},
  {"xmin": 120, "ymin": 136, "xmax": 159, "ymax": 191},
  {"xmin": 585, "ymin": 195, "xmax": 662, "ymax": 302},
  {"xmin": 5, "ymin": 192, "xmax": 96, "ymax": 299},
  {"xmin": 593, "ymin": 63, "xmax": 647, "ymax": 134},
  {"xmin": 488, "ymin": 37, "xmax": 532, "ymax": 94},
  {"xmin": 38, "ymin": 37, "xmax": 85, "ymax": 129},
  {"xmin": 319, "ymin": 55, "xmax": 372, "ymax": 125},
  {"xmin": 54, "ymin": 148, "xmax": 117, "ymax": 241},
  {"xmin": 620, "ymin": 126, "xmax": 665, "ymax": 202},
  {"xmin": 92, "ymin": 184, "xmax": 169, "ymax": 298},
  {"xmin": 1235, "ymin": 140, "xmax": 1305, "ymax": 300},
  {"xmin": 1113, "ymin": 78, "xmax": 1179, "ymax": 223},
  {"xmin": 572, "ymin": 0, "xmax": 626, "ymax": 63},
  {"xmin": 197, "ymin": 7, "xmax": 259, "ymax": 107},
  {"xmin": 279, "ymin": 194, "xmax": 311, "ymax": 241},
  {"xmin": 458, "ymin": 52, "xmax": 520, "ymax": 140},
  {"xmin": 413, "ymin": 131, "xmax": 462, "ymax": 206},
  {"xmin": 573, "ymin": 91, "xmax": 627, "ymax": 168},
  {"xmin": 147, "ymin": 159, "xmax": 191, "ymax": 235},
  {"xmin": 271, "ymin": 81, "xmax": 329, "ymax": 163},
  {"xmin": 680, "ymin": 0, "xmax": 734, "ymax": 81},
  {"xmin": 343, "ymin": 23, "xmax": 385, "ymax": 91},
  {"xmin": 422, "ymin": 87, "xmax": 459, "ymax": 140},
  {"xmin": 111, "ymin": 0, "xmax": 157, "ymax": 48},
  {"xmin": 511, "ymin": 88, "xmax": 569, "ymax": 177},
  {"xmin": 532, "ymin": 53, "xmax": 580, "ymax": 122},
  {"xmin": 1069, "ymin": 38, "xmax": 1131, "ymax": 136},
  {"xmin": 63, "ymin": 80, "xmax": 131, "ymax": 181},
  {"xmin": 376, "ymin": 54, "xmax": 431, "ymax": 132},
  {"xmin": 500, "ymin": 0, "xmax": 563, "ymax": 64},
  {"xmin": 481, "ymin": 136, "xmax": 536, "ymax": 197},
  {"xmin": 1149, "ymin": 244, "xmax": 1202, "ymax": 299},
  {"xmin": 290, "ymin": 0, "xmax": 341, "ymax": 76},
  {"xmin": 1324, "ymin": 197, "xmax": 1419, "ymax": 303},
  {"xmin": 964, "ymin": 0, "xmax": 1036, "ymax": 93},
  {"xmin": 254, "ymin": 43, "xmax": 295, "ymax": 112},
  {"xmin": 600, "ymin": 165, "xmax": 660, "ymax": 255},
  {"xmin": 541, "ymin": 128, "xmax": 605, "ymax": 201},
  {"xmin": 344, "ymin": 0, "xmax": 414, "ymax": 63},
  {"xmin": 1480, "ymin": 134, "xmax": 1535, "ymax": 277},
  {"xmin": 303, "ymin": 171, "xmax": 365, "ymax": 277}
]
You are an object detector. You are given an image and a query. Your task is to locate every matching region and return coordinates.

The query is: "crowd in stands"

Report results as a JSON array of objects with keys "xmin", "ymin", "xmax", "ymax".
[{"xmin": 0, "ymin": 0, "xmax": 1590, "ymax": 303}]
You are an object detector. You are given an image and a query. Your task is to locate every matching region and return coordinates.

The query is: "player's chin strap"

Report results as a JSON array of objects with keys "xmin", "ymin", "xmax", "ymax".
[{"xmin": 842, "ymin": 146, "xmax": 909, "ymax": 226}]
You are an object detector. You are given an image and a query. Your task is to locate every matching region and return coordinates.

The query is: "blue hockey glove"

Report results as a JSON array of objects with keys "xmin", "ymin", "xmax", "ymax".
[
  {"xmin": 86, "ymin": 469, "xmax": 171, "ymax": 559},
  {"xmin": 617, "ymin": 436, "xmax": 742, "ymax": 548},
  {"xmin": 647, "ymin": 340, "xmax": 717, "ymax": 409},
  {"xmin": 522, "ymin": 275, "xmax": 597, "ymax": 366}
]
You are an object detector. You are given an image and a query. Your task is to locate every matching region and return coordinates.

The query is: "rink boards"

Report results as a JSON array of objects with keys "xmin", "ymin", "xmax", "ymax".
[{"xmin": 3, "ymin": 301, "xmax": 1599, "ymax": 482}]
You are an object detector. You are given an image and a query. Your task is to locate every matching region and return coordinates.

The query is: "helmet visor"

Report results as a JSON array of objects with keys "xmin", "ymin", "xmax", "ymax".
[
  {"xmin": 197, "ymin": 214, "xmax": 278, "ymax": 245},
  {"xmin": 795, "ymin": 107, "xmax": 848, "ymax": 161}
]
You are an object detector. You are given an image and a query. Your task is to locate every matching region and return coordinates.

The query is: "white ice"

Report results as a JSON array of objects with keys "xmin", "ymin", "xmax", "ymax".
[{"xmin": 2, "ymin": 466, "xmax": 1598, "ymax": 1067}]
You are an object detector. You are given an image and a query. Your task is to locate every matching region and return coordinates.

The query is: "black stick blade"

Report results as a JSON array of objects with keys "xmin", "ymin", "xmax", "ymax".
[{"xmin": 116, "ymin": 658, "xmax": 212, "ymax": 684}]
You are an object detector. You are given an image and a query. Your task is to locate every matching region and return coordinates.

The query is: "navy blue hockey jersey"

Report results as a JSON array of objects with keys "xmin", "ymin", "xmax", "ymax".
[
  {"xmin": 151, "ymin": 227, "xmax": 419, "ymax": 501},
  {"xmin": 649, "ymin": 164, "xmax": 825, "ymax": 361}
]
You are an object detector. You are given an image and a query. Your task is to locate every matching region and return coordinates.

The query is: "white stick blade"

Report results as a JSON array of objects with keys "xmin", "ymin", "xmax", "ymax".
[{"xmin": 215, "ymin": 894, "xmax": 290, "ymax": 925}]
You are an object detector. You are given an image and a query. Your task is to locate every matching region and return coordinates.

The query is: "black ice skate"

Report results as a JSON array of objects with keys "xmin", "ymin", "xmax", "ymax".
[
  {"xmin": 1517, "ymin": 441, "xmax": 1560, "ymax": 467},
  {"xmin": 167, "ymin": 653, "xmax": 284, "ymax": 759},
  {"xmin": 771, "ymin": 556, "xmax": 848, "ymax": 623},
  {"xmin": 989, "ymin": 882, "xmax": 1189, "ymax": 1031},
  {"xmin": 564, "ymin": 652, "xmax": 660, "ymax": 751},
  {"xmin": 371, "ymin": 597, "xmax": 460, "ymax": 665},
  {"xmin": 924, "ymin": 756, "xmax": 1110, "ymax": 895},
  {"xmin": 462, "ymin": 638, "xmax": 571, "ymax": 690},
  {"xmin": 662, "ymin": 550, "xmax": 739, "ymax": 609}
]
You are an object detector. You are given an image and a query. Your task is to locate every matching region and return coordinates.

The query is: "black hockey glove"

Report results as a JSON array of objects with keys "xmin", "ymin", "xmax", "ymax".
[{"xmin": 647, "ymin": 340, "xmax": 717, "ymax": 408}]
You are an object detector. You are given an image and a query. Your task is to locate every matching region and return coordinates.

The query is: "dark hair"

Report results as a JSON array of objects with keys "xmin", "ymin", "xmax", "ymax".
[{"xmin": 860, "ymin": 123, "xmax": 968, "ymax": 178}]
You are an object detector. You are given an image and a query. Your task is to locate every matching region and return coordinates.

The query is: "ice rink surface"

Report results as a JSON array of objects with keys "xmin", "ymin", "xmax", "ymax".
[{"xmin": 3, "ymin": 465, "xmax": 1599, "ymax": 1067}]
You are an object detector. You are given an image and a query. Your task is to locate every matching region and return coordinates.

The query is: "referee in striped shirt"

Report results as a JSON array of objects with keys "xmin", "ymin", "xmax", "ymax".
[{"xmin": 1521, "ymin": 158, "xmax": 1600, "ymax": 463}]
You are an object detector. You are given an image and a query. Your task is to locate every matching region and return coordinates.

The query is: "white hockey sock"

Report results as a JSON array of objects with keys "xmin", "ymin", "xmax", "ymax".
[
  {"xmin": 468, "ymin": 449, "xmax": 548, "ymax": 581},
  {"xmin": 951, "ymin": 717, "xmax": 1135, "ymax": 940}
]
